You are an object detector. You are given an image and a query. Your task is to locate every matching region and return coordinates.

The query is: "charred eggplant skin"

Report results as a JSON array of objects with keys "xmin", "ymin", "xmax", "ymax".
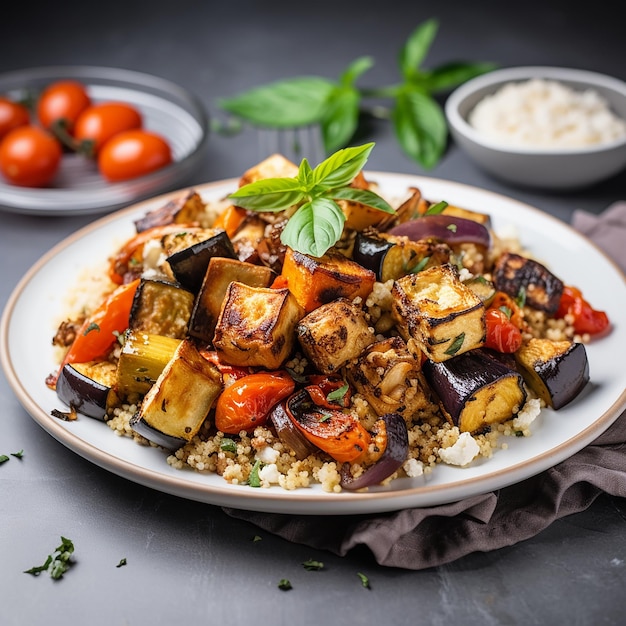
[{"xmin": 56, "ymin": 363, "xmax": 112, "ymax": 421}]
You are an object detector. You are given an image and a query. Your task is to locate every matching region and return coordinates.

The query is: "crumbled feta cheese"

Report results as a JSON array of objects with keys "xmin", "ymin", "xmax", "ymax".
[
  {"xmin": 142, "ymin": 238, "xmax": 165, "ymax": 269},
  {"xmin": 256, "ymin": 446, "xmax": 280, "ymax": 464},
  {"xmin": 258, "ymin": 463, "xmax": 280, "ymax": 485},
  {"xmin": 438, "ymin": 431, "xmax": 480, "ymax": 466},
  {"xmin": 513, "ymin": 397, "xmax": 542, "ymax": 430},
  {"xmin": 403, "ymin": 458, "xmax": 424, "ymax": 478}
]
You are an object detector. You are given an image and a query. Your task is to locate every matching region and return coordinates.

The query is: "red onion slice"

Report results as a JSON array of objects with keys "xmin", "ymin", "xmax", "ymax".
[
  {"xmin": 388, "ymin": 214, "xmax": 491, "ymax": 248},
  {"xmin": 340, "ymin": 412, "xmax": 408, "ymax": 490},
  {"xmin": 270, "ymin": 401, "xmax": 317, "ymax": 460}
]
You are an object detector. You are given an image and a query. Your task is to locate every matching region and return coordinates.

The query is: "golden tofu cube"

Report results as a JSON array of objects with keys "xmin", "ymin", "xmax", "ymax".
[
  {"xmin": 391, "ymin": 264, "xmax": 485, "ymax": 362},
  {"xmin": 213, "ymin": 282, "xmax": 304, "ymax": 369},
  {"xmin": 296, "ymin": 298, "xmax": 375, "ymax": 374}
]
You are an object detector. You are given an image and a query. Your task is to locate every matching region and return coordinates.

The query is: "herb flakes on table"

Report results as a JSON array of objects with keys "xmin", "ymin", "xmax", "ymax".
[{"xmin": 24, "ymin": 536, "xmax": 76, "ymax": 580}]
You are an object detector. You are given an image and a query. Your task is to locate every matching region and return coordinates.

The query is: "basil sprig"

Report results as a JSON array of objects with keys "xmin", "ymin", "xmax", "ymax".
[
  {"xmin": 228, "ymin": 142, "xmax": 394, "ymax": 257},
  {"xmin": 217, "ymin": 18, "xmax": 496, "ymax": 169}
]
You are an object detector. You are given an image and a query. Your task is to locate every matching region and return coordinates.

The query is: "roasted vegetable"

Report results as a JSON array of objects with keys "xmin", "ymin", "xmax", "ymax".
[
  {"xmin": 391, "ymin": 264, "xmax": 485, "ymax": 362},
  {"xmin": 296, "ymin": 298, "xmax": 375, "ymax": 374},
  {"xmin": 270, "ymin": 401, "xmax": 317, "ymax": 460},
  {"xmin": 238, "ymin": 153, "xmax": 298, "ymax": 187},
  {"xmin": 115, "ymin": 331, "xmax": 181, "ymax": 398},
  {"xmin": 163, "ymin": 229, "xmax": 237, "ymax": 293},
  {"xmin": 514, "ymin": 338, "xmax": 589, "ymax": 409},
  {"xmin": 56, "ymin": 361, "xmax": 118, "ymax": 420},
  {"xmin": 352, "ymin": 231, "xmax": 451, "ymax": 282},
  {"xmin": 213, "ymin": 282, "xmax": 304, "ymax": 369},
  {"xmin": 129, "ymin": 339, "xmax": 223, "ymax": 449},
  {"xmin": 463, "ymin": 275, "xmax": 497, "ymax": 306},
  {"xmin": 188, "ymin": 257, "xmax": 274, "ymax": 343},
  {"xmin": 129, "ymin": 279, "xmax": 194, "ymax": 339},
  {"xmin": 347, "ymin": 336, "xmax": 432, "ymax": 419},
  {"xmin": 422, "ymin": 348, "xmax": 527, "ymax": 433},
  {"xmin": 281, "ymin": 247, "xmax": 376, "ymax": 313},
  {"xmin": 133, "ymin": 190, "xmax": 207, "ymax": 232},
  {"xmin": 388, "ymin": 214, "xmax": 491, "ymax": 249},
  {"xmin": 493, "ymin": 252, "xmax": 564, "ymax": 314},
  {"xmin": 340, "ymin": 412, "xmax": 409, "ymax": 490},
  {"xmin": 286, "ymin": 389, "xmax": 371, "ymax": 463},
  {"xmin": 554, "ymin": 285, "xmax": 610, "ymax": 336}
]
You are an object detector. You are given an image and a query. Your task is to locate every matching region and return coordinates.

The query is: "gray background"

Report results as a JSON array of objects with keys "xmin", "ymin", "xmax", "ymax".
[{"xmin": 1, "ymin": 1, "xmax": 625, "ymax": 624}]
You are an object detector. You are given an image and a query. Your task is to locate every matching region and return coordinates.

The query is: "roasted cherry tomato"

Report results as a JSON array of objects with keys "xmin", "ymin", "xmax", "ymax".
[
  {"xmin": 0, "ymin": 97, "xmax": 30, "ymax": 139},
  {"xmin": 214, "ymin": 371, "xmax": 296, "ymax": 434},
  {"xmin": 484, "ymin": 307, "xmax": 523, "ymax": 353},
  {"xmin": 0, "ymin": 125, "xmax": 62, "ymax": 187},
  {"xmin": 74, "ymin": 101, "xmax": 142, "ymax": 155},
  {"xmin": 97, "ymin": 129, "xmax": 172, "ymax": 182},
  {"xmin": 555, "ymin": 285, "xmax": 610, "ymax": 336},
  {"xmin": 37, "ymin": 80, "xmax": 91, "ymax": 133}
]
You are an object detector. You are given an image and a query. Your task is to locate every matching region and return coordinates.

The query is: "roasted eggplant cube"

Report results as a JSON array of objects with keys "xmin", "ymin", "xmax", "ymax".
[
  {"xmin": 347, "ymin": 336, "xmax": 432, "ymax": 419},
  {"xmin": 134, "ymin": 190, "xmax": 207, "ymax": 232},
  {"xmin": 116, "ymin": 331, "xmax": 181, "ymax": 398},
  {"xmin": 296, "ymin": 298, "xmax": 375, "ymax": 374},
  {"xmin": 352, "ymin": 232, "xmax": 451, "ymax": 282},
  {"xmin": 164, "ymin": 229, "xmax": 237, "ymax": 293},
  {"xmin": 423, "ymin": 349, "xmax": 527, "ymax": 433},
  {"xmin": 56, "ymin": 361, "xmax": 118, "ymax": 420},
  {"xmin": 515, "ymin": 338, "xmax": 589, "ymax": 409},
  {"xmin": 493, "ymin": 252, "xmax": 564, "ymax": 314},
  {"xmin": 391, "ymin": 264, "xmax": 485, "ymax": 362},
  {"xmin": 281, "ymin": 247, "xmax": 376, "ymax": 314},
  {"xmin": 238, "ymin": 153, "xmax": 299, "ymax": 186},
  {"xmin": 213, "ymin": 283, "xmax": 304, "ymax": 369},
  {"xmin": 130, "ymin": 339, "xmax": 223, "ymax": 449},
  {"xmin": 188, "ymin": 258, "xmax": 274, "ymax": 343},
  {"xmin": 129, "ymin": 279, "xmax": 194, "ymax": 339}
]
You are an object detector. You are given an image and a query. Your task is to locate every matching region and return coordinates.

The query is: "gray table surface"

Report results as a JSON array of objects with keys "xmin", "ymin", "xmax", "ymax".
[{"xmin": 2, "ymin": 1, "xmax": 625, "ymax": 624}]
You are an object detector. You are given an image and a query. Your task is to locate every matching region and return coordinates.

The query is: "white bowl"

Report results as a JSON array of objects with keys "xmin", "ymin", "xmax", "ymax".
[{"xmin": 445, "ymin": 66, "xmax": 626, "ymax": 190}]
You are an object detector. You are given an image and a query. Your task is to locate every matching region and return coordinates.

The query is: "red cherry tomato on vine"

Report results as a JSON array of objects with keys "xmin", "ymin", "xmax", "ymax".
[
  {"xmin": 74, "ymin": 102, "xmax": 143, "ymax": 154},
  {"xmin": 214, "ymin": 371, "xmax": 296, "ymax": 434},
  {"xmin": 37, "ymin": 80, "xmax": 91, "ymax": 133},
  {"xmin": 555, "ymin": 285, "xmax": 610, "ymax": 336},
  {"xmin": 0, "ymin": 125, "xmax": 62, "ymax": 187},
  {"xmin": 97, "ymin": 129, "xmax": 172, "ymax": 182},
  {"xmin": 484, "ymin": 308, "xmax": 523, "ymax": 353},
  {"xmin": 0, "ymin": 97, "xmax": 30, "ymax": 139}
]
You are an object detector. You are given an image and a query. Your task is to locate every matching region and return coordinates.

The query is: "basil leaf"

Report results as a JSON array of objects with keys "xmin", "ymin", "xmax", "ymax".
[
  {"xmin": 218, "ymin": 77, "xmax": 334, "ymax": 128},
  {"xmin": 321, "ymin": 87, "xmax": 361, "ymax": 154},
  {"xmin": 340, "ymin": 56, "xmax": 374, "ymax": 87},
  {"xmin": 312, "ymin": 142, "xmax": 374, "ymax": 188},
  {"xmin": 228, "ymin": 177, "xmax": 304, "ymax": 211},
  {"xmin": 330, "ymin": 187, "xmax": 395, "ymax": 214},
  {"xmin": 421, "ymin": 61, "xmax": 498, "ymax": 93},
  {"xmin": 297, "ymin": 158, "xmax": 315, "ymax": 186},
  {"xmin": 392, "ymin": 89, "xmax": 447, "ymax": 169},
  {"xmin": 424, "ymin": 200, "xmax": 448, "ymax": 215},
  {"xmin": 281, "ymin": 198, "xmax": 346, "ymax": 257},
  {"xmin": 398, "ymin": 18, "xmax": 438, "ymax": 80}
]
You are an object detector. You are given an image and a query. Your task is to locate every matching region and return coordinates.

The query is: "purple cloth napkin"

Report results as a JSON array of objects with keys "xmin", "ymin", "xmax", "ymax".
[{"xmin": 224, "ymin": 203, "xmax": 626, "ymax": 570}]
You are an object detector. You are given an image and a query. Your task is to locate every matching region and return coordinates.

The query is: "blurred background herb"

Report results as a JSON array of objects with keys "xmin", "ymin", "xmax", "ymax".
[{"xmin": 216, "ymin": 18, "xmax": 496, "ymax": 169}]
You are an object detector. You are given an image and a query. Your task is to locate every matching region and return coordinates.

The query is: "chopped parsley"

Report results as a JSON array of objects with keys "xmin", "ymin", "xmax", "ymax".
[
  {"xmin": 24, "ymin": 536, "xmax": 75, "ymax": 580},
  {"xmin": 11, "ymin": 449, "xmax": 24, "ymax": 459},
  {"xmin": 248, "ymin": 459, "xmax": 263, "ymax": 487},
  {"xmin": 278, "ymin": 578, "xmax": 293, "ymax": 591},
  {"xmin": 302, "ymin": 559, "xmax": 324, "ymax": 571},
  {"xmin": 83, "ymin": 322, "xmax": 100, "ymax": 336},
  {"xmin": 116, "ymin": 558, "xmax": 128, "ymax": 568},
  {"xmin": 444, "ymin": 332, "xmax": 465, "ymax": 356},
  {"xmin": 357, "ymin": 572, "xmax": 371, "ymax": 589},
  {"xmin": 220, "ymin": 438, "xmax": 237, "ymax": 453},
  {"xmin": 0, "ymin": 455, "xmax": 9, "ymax": 464}
]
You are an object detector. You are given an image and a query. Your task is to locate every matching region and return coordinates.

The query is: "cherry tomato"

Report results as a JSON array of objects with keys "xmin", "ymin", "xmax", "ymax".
[
  {"xmin": 74, "ymin": 102, "xmax": 142, "ymax": 155},
  {"xmin": 0, "ymin": 125, "xmax": 62, "ymax": 187},
  {"xmin": 555, "ymin": 285, "xmax": 610, "ymax": 336},
  {"xmin": 0, "ymin": 97, "xmax": 30, "ymax": 139},
  {"xmin": 37, "ymin": 80, "xmax": 91, "ymax": 133},
  {"xmin": 97, "ymin": 129, "xmax": 172, "ymax": 182},
  {"xmin": 214, "ymin": 371, "xmax": 296, "ymax": 434},
  {"xmin": 484, "ymin": 308, "xmax": 523, "ymax": 353}
]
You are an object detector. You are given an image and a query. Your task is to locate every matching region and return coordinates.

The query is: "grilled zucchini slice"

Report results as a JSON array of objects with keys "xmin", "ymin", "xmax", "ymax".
[
  {"xmin": 514, "ymin": 338, "xmax": 589, "ymax": 409},
  {"xmin": 188, "ymin": 257, "xmax": 275, "ymax": 343},
  {"xmin": 391, "ymin": 264, "xmax": 486, "ymax": 362},
  {"xmin": 129, "ymin": 279, "xmax": 194, "ymax": 339},
  {"xmin": 296, "ymin": 298, "xmax": 375, "ymax": 374},
  {"xmin": 423, "ymin": 348, "xmax": 527, "ymax": 433},
  {"xmin": 213, "ymin": 282, "xmax": 304, "ymax": 369},
  {"xmin": 130, "ymin": 339, "xmax": 223, "ymax": 449}
]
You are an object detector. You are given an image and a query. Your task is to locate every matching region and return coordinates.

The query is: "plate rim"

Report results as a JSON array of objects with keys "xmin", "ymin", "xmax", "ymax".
[{"xmin": 2, "ymin": 172, "xmax": 625, "ymax": 515}]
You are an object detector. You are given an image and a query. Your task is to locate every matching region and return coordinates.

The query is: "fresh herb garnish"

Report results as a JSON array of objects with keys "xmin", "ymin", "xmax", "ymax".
[
  {"xmin": 248, "ymin": 459, "xmax": 263, "ymax": 488},
  {"xmin": 24, "ymin": 536, "xmax": 75, "ymax": 580},
  {"xmin": 409, "ymin": 256, "xmax": 431, "ymax": 274},
  {"xmin": 516, "ymin": 286, "xmax": 527, "ymax": 309},
  {"xmin": 116, "ymin": 558, "xmax": 127, "ymax": 568},
  {"xmin": 220, "ymin": 438, "xmax": 237, "ymax": 453},
  {"xmin": 83, "ymin": 322, "xmax": 100, "ymax": 336},
  {"xmin": 302, "ymin": 559, "xmax": 325, "ymax": 571},
  {"xmin": 357, "ymin": 572, "xmax": 371, "ymax": 589},
  {"xmin": 252, "ymin": 535, "xmax": 262, "ymax": 543},
  {"xmin": 444, "ymin": 332, "xmax": 465, "ymax": 356},
  {"xmin": 499, "ymin": 305, "xmax": 513, "ymax": 319},
  {"xmin": 11, "ymin": 449, "xmax": 24, "ymax": 459},
  {"xmin": 278, "ymin": 578, "xmax": 293, "ymax": 591},
  {"xmin": 0, "ymin": 454, "xmax": 9, "ymax": 464},
  {"xmin": 217, "ymin": 19, "xmax": 495, "ymax": 169},
  {"xmin": 326, "ymin": 382, "xmax": 349, "ymax": 406},
  {"xmin": 229, "ymin": 143, "xmax": 394, "ymax": 257},
  {"xmin": 424, "ymin": 200, "xmax": 448, "ymax": 215}
]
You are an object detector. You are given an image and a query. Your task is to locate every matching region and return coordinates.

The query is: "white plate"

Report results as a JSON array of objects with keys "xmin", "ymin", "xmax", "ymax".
[
  {"xmin": 2, "ymin": 173, "xmax": 625, "ymax": 515},
  {"xmin": 0, "ymin": 65, "xmax": 208, "ymax": 216}
]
